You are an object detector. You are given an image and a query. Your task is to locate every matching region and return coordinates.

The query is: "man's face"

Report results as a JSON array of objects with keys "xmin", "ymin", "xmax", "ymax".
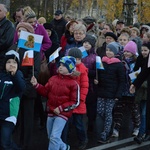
[
  {"xmin": 54, "ymin": 14, "xmax": 62, "ymax": 20},
  {"xmin": 15, "ymin": 10, "xmax": 23, "ymax": 22},
  {"xmin": 0, "ymin": 4, "xmax": 7, "ymax": 21}
]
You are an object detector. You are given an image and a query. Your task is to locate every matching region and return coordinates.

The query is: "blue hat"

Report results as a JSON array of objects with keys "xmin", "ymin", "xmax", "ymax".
[{"xmin": 59, "ymin": 56, "xmax": 76, "ymax": 73}]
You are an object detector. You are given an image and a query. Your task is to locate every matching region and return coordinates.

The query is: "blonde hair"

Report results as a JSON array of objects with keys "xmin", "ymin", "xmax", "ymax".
[
  {"xmin": 38, "ymin": 17, "xmax": 46, "ymax": 25},
  {"xmin": 73, "ymin": 24, "xmax": 86, "ymax": 34},
  {"xmin": 119, "ymin": 33, "xmax": 130, "ymax": 41},
  {"xmin": 23, "ymin": 6, "xmax": 36, "ymax": 21}
]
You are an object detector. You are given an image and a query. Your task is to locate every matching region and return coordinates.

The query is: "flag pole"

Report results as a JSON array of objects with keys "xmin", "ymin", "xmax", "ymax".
[
  {"xmin": 96, "ymin": 69, "xmax": 98, "ymax": 80},
  {"xmin": 32, "ymin": 65, "xmax": 34, "ymax": 77}
]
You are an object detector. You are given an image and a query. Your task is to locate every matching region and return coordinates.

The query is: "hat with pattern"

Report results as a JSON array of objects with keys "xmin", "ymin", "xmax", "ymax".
[{"xmin": 59, "ymin": 56, "xmax": 76, "ymax": 73}]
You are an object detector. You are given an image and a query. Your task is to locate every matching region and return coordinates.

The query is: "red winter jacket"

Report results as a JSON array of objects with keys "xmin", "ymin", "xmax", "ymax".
[
  {"xmin": 73, "ymin": 62, "xmax": 89, "ymax": 114},
  {"xmin": 35, "ymin": 74, "xmax": 80, "ymax": 120}
]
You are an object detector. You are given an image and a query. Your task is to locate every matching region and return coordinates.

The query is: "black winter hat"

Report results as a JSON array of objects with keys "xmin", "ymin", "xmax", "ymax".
[
  {"xmin": 105, "ymin": 32, "xmax": 118, "ymax": 41},
  {"xmin": 142, "ymin": 42, "xmax": 150, "ymax": 50},
  {"xmin": 4, "ymin": 50, "xmax": 20, "ymax": 70},
  {"xmin": 83, "ymin": 34, "xmax": 96, "ymax": 47},
  {"xmin": 68, "ymin": 48, "xmax": 82, "ymax": 59},
  {"xmin": 43, "ymin": 23, "xmax": 53, "ymax": 31}
]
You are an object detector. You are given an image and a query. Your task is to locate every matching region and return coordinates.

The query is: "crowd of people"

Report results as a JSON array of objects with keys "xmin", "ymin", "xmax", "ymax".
[{"xmin": 1, "ymin": 3, "xmax": 150, "ymax": 150}]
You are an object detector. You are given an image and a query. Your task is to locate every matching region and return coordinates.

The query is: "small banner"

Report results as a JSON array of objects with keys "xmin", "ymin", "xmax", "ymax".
[{"xmin": 18, "ymin": 30, "xmax": 43, "ymax": 52}]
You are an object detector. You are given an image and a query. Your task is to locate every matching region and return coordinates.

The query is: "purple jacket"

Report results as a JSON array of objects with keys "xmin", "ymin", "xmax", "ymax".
[
  {"xmin": 82, "ymin": 48, "xmax": 97, "ymax": 92},
  {"xmin": 13, "ymin": 22, "xmax": 52, "ymax": 60}
]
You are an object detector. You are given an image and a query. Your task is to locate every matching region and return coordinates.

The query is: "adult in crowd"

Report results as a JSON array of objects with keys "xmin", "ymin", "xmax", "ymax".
[
  {"xmin": 130, "ymin": 44, "xmax": 150, "ymax": 142},
  {"xmin": 0, "ymin": 4, "xmax": 15, "ymax": 71},
  {"xmin": 43, "ymin": 23, "xmax": 60, "ymax": 61},
  {"xmin": 96, "ymin": 32, "xmax": 118, "ymax": 58},
  {"xmin": 95, "ymin": 23, "xmax": 114, "ymax": 48},
  {"xmin": 64, "ymin": 23, "xmax": 87, "ymax": 55},
  {"xmin": 116, "ymin": 20, "xmax": 125, "ymax": 37},
  {"xmin": 60, "ymin": 20, "xmax": 78, "ymax": 56},
  {"xmin": 50, "ymin": 10, "xmax": 67, "ymax": 42},
  {"xmin": 13, "ymin": 6, "xmax": 51, "ymax": 61},
  {"xmin": 14, "ymin": 7, "xmax": 24, "ymax": 27}
]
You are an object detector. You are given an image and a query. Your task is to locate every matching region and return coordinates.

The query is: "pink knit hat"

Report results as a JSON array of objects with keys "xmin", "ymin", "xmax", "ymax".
[{"xmin": 123, "ymin": 41, "xmax": 137, "ymax": 55}]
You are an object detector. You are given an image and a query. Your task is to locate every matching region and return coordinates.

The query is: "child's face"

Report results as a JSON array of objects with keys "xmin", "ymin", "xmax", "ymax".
[
  {"xmin": 58, "ymin": 63, "xmax": 69, "ymax": 75},
  {"xmin": 5, "ymin": 59, "xmax": 18, "ymax": 72},
  {"xmin": 131, "ymin": 30, "xmax": 137, "ymax": 38},
  {"xmin": 106, "ymin": 48, "xmax": 115, "ymax": 58},
  {"xmin": 123, "ymin": 51, "xmax": 133, "ymax": 59},
  {"xmin": 17, "ymin": 27, "xmax": 27, "ymax": 38},
  {"xmin": 83, "ymin": 41, "xmax": 92, "ymax": 51},
  {"xmin": 142, "ymin": 34, "xmax": 149, "ymax": 43},
  {"xmin": 141, "ymin": 46, "xmax": 150, "ymax": 58},
  {"xmin": 46, "ymin": 29, "xmax": 52, "ymax": 37},
  {"xmin": 118, "ymin": 35, "xmax": 129, "ymax": 46}
]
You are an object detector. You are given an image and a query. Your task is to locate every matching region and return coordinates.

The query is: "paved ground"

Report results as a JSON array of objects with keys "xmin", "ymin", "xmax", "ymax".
[{"xmin": 13, "ymin": 107, "xmax": 150, "ymax": 150}]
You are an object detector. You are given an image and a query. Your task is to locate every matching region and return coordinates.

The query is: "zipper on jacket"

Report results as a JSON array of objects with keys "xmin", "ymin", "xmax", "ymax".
[{"xmin": 0, "ymin": 84, "xmax": 6, "ymax": 99}]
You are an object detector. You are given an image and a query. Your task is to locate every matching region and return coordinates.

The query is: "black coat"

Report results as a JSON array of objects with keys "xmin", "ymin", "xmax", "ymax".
[
  {"xmin": 8, "ymin": 44, "xmax": 41, "ymax": 98},
  {"xmin": 96, "ymin": 61, "xmax": 125, "ymax": 99},
  {"xmin": 0, "ymin": 17, "xmax": 15, "ymax": 54},
  {"xmin": 50, "ymin": 17, "xmax": 67, "ymax": 42}
]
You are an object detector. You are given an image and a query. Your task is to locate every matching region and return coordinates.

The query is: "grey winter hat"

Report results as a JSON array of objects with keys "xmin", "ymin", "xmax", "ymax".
[
  {"xmin": 68, "ymin": 48, "xmax": 82, "ymax": 59},
  {"xmin": 106, "ymin": 42, "xmax": 119, "ymax": 55}
]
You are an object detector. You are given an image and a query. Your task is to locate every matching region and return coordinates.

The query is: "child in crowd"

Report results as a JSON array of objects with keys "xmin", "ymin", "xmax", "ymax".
[
  {"xmin": 64, "ymin": 48, "xmax": 89, "ymax": 150},
  {"xmin": 113, "ymin": 41, "xmax": 141, "ymax": 137},
  {"xmin": 0, "ymin": 50, "xmax": 26, "ymax": 149},
  {"xmin": 94, "ymin": 42, "xmax": 125, "ymax": 143},
  {"xmin": 9, "ymin": 22, "xmax": 41, "ymax": 149},
  {"xmin": 133, "ymin": 43, "xmax": 150, "ymax": 144},
  {"xmin": 118, "ymin": 33, "xmax": 130, "ymax": 47},
  {"xmin": 31, "ymin": 56, "xmax": 80, "ymax": 150},
  {"xmin": 130, "ymin": 27, "xmax": 142, "ymax": 54},
  {"xmin": 81, "ymin": 35, "xmax": 97, "ymax": 132}
]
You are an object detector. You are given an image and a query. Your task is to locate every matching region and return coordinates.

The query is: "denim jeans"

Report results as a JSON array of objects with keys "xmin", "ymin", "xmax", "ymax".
[
  {"xmin": 139, "ymin": 101, "xmax": 146, "ymax": 135},
  {"xmin": 62, "ymin": 114, "xmax": 87, "ymax": 144},
  {"xmin": 47, "ymin": 116, "xmax": 67, "ymax": 150},
  {"xmin": 72, "ymin": 114, "xmax": 87, "ymax": 142},
  {"xmin": 0, "ymin": 120, "xmax": 15, "ymax": 150}
]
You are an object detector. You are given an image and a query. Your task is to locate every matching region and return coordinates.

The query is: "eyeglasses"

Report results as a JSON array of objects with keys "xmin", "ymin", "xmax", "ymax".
[{"xmin": 74, "ymin": 32, "xmax": 84, "ymax": 35}]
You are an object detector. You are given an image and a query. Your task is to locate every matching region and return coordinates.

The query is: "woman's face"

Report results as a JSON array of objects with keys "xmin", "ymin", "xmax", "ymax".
[
  {"xmin": 26, "ymin": 17, "xmax": 37, "ymax": 26},
  {"xmin": 103, "ymin": 25, "xmax": 111, "ymax": 34},
  {"xmin": 105, "ymin": 36, "xmax": 115, "ymax": 44},
  {"xmin": 69, "ymin": 22, "xmax": 77, "ymax": 33},
  {"xmin": 141, "ymin": 46, "xmax": 150, "ymax": 58},
  {"xmin": 142, "ymin": 34, "xmax": 149, "ymax": 43},
  {"xmin": 74, "ymin": 30, "xmax": 86, "ymax": 41}
]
